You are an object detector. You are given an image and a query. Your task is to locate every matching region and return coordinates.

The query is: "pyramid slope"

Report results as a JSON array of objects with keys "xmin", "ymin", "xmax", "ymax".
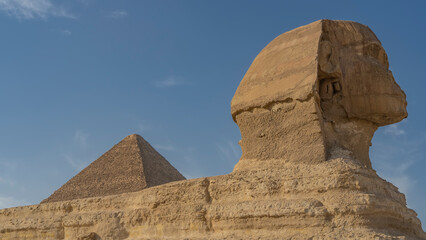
[
  {"xmin": 136, "ymin": 135, "xmax": 186, "ymax": 187},
  {"xmin": 42, "ymin": 134, "xmax": 185, "ymax": 203}
]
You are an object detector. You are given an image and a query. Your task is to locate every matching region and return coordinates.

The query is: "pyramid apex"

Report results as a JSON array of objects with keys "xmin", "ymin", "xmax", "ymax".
[
  {"xmin": 122, "ymin": 134, "xmax": 146, "ymax": 144},
  {"xmin": 125, "ymin": 133, "xmax": 142, "ymax": 140}
]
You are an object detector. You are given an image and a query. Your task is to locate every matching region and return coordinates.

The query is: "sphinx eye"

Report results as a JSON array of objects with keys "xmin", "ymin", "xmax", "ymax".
[
  {"xmin": 364, "ymin": 43, "xmax": 381, "ymax": 59},
  {"xmin": 363, "ymin": 43, "xmax": 389, "ymax": 67}
]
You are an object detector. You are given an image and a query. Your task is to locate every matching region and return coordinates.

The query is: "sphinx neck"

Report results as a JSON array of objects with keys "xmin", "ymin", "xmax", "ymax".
[
  {"xmin": 233, "ymin": 99, "xmax": 328, "ymax": 172},
  {"xmin": 232, "ymin": 98, "xmax": 377, "ymax": 172},
  {"xmin": 321, "ymin": 118, "xmax": 377, "ymax": 168}
]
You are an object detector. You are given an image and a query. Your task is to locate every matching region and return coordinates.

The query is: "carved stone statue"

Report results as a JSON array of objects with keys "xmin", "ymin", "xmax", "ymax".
[
  {"xmin": 232, "ymin": 20, "xmax": 407, "ymax": 170},
  {"xmin": 0, "ymin": 20, "xmax": 424, "ymax": 240}
]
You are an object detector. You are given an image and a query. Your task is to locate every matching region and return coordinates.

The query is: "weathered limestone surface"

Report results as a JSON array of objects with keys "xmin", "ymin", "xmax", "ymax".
[
  {"xmin": 0, "ymin": 20, "xmax": 425, "ymax": 239},
  {"xmin": 1, "ymin": 160, "xmax": 425, "ymax": 239}
]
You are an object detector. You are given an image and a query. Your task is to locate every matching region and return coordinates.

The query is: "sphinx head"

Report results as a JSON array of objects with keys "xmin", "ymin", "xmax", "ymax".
[{"xmin": 231, "ymin": 20, "xmax": 407, "ymax": 171}]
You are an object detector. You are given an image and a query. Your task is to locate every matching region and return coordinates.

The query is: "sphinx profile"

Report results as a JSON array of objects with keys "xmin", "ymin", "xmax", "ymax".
[{"xmin": 232, "ymin": 19, "xmax": 407, "ymax": 170}]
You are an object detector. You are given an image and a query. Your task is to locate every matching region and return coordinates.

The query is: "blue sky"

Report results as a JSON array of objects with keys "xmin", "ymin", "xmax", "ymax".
[{"xmin": 0, "ymin": 0, "xmax": 425, "ymax": 227}]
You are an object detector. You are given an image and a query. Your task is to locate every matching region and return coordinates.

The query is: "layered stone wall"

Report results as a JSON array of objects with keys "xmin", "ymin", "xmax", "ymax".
[{"xmin": 1, "ymin": 159, "xmax": 424, "ymax": 239}]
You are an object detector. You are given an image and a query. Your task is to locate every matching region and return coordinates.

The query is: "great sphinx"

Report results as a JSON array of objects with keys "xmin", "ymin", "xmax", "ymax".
[
  {"xmin": 232, "ymin": 19, "xmax": 407, "ymax": 170},
  {"xmin": 0, "ymin": 20, "xmax": 424, "ymax": 240}
]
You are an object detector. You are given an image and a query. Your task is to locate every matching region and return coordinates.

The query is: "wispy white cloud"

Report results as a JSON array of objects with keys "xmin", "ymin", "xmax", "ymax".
[
  {"xmin": 154, "ymin": 77, "xmax": 186, "ymax": 88},
  {"xmin": 216, "ymin": 140, "xmax": 241, "ymax": 163},
  {"xmin": 0, "ymin": 160, "xmax": 17, "ymax": 187},
  {"xmin": 181, "ymin": 156, "xmax": 205, "ymax": 179},
  {"xmin": 74, "ymin": 130, "xmax": 89, "ymax": 148},
  {"xmin": 107, "ymin": 9, "xmax": 127, "ymax": 19},
  {"xmin": 372, "ymin": 125, "xmax": 425, "ymax": 198},
  {"xmin": 182, "ymin": 173, "xmax": 204, "ymax": 180},
  {"xmin": 374, "ymin": 149, "xmax": 415, "ymax": 195},
  {"xmin": 383, "ymin": 175, "xmax": 415, "ymax": 196},
  {"xmin": 0, "ymin": 0, "xmax": 74, "ymax": 20},
  {"xmin": 64, "ymin": 153, "xmax": 88, "ymax": 172},
  {"xmin": 154, "ymin": 144, "xmax": 176, "ymax": 151},
  {"xmin": 77, "ymin": 0, "xmax": 94, "ymax": 6},
  {"xmin": 376, "ymin": 159, "xmax": 416, "ymax": 195},
  {"xmin": 138, "ymin": 122, "xmax": 150, "ymax": 132},
  {"xmin": 0, "ymin": 196, "xmax": 28, "ymax": 209},
  {"xmin": 60, "ymin": 29, "xmax": 72, "ymax": 36},
  {"xmin": 0, "ymin": 160, "xmax": 16, "ymax": 169},
  {"xmin": 0, "ymin": 159, "xmax": 27, "ymax": 209},
  {"xmin": 0, "ymin": 176, "xmax": 15, "ymax": 187},
  {"xmin": 64, "ymin": 131, "xmax": 91, "ymax": 171},
  {"xmin": 384, "ymin": 123, "xmax": 406, "ymax": 136}
]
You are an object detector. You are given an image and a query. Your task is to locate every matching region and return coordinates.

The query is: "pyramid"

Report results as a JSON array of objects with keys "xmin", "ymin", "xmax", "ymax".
[{"xmin": 42, "ymin": 134, "xmax": 185, "ymax": 203}]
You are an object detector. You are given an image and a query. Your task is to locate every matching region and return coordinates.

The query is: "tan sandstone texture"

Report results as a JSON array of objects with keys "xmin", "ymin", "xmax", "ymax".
[{"xmin": 0, "ymin": 19, "xmax": 425, "ymax": 240}]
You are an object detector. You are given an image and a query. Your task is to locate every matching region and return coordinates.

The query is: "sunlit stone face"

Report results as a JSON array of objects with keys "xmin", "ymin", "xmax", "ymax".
[
  {"xmin": 317, "ymin": 21, "xmax": 409, "ymax": 168},
  {"xmin": 337, "ymin": 30, "xmax": 408, "ymax": 126}
]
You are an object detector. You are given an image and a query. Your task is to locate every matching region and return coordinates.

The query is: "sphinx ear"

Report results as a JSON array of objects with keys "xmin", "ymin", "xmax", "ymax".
[{"xmin": 319, "ymin": 41, "xmax": 340, "ymax": 75}]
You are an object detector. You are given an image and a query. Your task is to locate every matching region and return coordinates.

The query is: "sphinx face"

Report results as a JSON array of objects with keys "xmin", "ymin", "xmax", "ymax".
[
  {"xmin": 337, "ymin": 33, "xmax": 408, "ymax": 126},
  {"xmin": 317, "ymin": 23, "xmax": 408, "ymax": 167}
]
